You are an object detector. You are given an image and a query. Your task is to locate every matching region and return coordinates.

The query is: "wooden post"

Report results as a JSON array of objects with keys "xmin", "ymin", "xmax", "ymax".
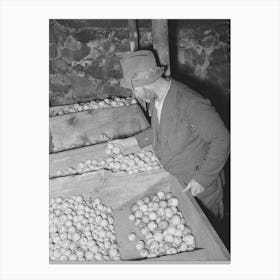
[
  {"xmin": 127, "ymin": 20, "xmax": 139, "ymax": 52},
  {"xmin": 127, "ymin": 20, "xmax": 148, "ymax": 114},
  {"xmin": 152, "ymin": 19, "xmax": 171, "ymax": 77}
]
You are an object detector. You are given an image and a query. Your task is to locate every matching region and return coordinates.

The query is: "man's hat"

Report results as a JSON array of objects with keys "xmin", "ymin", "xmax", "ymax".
[{"xmin": 120, "ymin": 50, "xmax": 164, "ymax": 89}]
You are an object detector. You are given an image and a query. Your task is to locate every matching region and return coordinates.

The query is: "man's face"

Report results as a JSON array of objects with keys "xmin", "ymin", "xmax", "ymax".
[{"xmin": 133, "ymin": 86, "xmax": 157, "ymax": 103}]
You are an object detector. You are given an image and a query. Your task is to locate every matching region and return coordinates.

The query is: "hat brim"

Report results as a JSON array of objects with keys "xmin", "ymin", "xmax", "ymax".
[{"xmin": 120, "ymin": 78, "xmax": 132, "ymax": 89}]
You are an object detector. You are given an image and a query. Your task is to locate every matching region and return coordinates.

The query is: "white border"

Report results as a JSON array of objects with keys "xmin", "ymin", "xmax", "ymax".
[{"xmin": 1, "ymin": 0, "xmax": 280, "ymax": 279}]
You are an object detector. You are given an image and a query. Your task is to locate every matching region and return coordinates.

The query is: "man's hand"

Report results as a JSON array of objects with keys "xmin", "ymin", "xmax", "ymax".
[
  {"xmin": 183, "ymin": 179, "xmax": 205, "ymax": 196},
  {"xmin": 108, "ymin": 137, "xmax": 140, "ymax": 154}
]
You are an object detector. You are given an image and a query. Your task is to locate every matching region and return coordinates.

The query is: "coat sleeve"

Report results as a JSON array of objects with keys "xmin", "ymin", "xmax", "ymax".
[
  {"xmin": 188, "ymin": 99, "xmax": 230, "ymax": 188},
  {"xmin": 134, "ymin": 127, "xmax": 153, "ymax": 149}
]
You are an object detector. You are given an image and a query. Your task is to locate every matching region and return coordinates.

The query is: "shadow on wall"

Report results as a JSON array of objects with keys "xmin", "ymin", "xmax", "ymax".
[{"xmin": 168, "ymin": 20, "xmax": 230, "ymax": 130}]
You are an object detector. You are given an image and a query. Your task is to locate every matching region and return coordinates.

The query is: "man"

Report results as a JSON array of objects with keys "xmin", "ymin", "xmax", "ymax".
[{"xmin": 113, "ymin": 50, "xmax": 230, "ymax": 222}]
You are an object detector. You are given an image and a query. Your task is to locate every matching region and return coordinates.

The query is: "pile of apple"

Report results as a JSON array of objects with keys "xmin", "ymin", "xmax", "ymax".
[
  {"xmin": 50, "ymin": 97, "xmax": 137, "ymax": 117},
  {"xmin": 54, "ymin": 144, "xmax": 161, "ymax": 177},
  {"xmin": 49, "ymin": 195, "xmax": 121, "ymax": 261},
  {"xmin": 127, "ymin": 191, "xmax": 196, "ymax": 258}
]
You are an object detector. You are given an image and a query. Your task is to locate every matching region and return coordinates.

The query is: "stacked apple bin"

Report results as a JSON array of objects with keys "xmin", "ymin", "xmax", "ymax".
[{"xmin": 49, "ymin": 95, "xmax": 229, "ymax": 264}]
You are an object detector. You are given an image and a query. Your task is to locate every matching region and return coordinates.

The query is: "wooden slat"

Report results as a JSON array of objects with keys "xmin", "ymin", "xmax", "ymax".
[
  {"xmin": 49, "ymin": 169, "xmax": 169, "ymax": 210},
  {"xmin": 49, "ymin": 104, "xmax": 149, "ymax": 153}
]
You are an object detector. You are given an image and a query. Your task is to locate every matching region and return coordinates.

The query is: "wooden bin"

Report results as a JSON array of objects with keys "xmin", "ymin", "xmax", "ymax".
[
  {"xmin": 49, "ymin": 169, "xmax": 230, "ymax": 263},
  {"xmin": 49, "ymin": 141, "xmax": 149, "ymax": 178},
  {"xmin": 49, "ymin": 104, "xmax": 149, "ymax": 153},
  {"xmin": 49, "ymin": 142, "xmax": 108, "ymax": 178}
]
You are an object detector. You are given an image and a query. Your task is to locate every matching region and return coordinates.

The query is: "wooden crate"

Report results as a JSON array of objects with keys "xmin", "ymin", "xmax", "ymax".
[
  {"xmin": 49, "ymin": 104, "xmax": 149, "ymax": 153},
  {"xmin": 49, "ymin": 169, "xmax": 230, "ymax": 263}
]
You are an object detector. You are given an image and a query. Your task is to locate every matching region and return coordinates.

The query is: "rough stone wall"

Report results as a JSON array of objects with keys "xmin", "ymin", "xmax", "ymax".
[
  {"xmin": 49, "ymin": 20, "xmax": 152, "ymax": 106},
  {"xmin": 169, "ymin": 20, "xmax": 230, "ymax": 127},
  {"xmin": 169, "ymin": 20, "xmax": 230, "ymax": 94},
  {"xmin": 49, "ymin": 19, "xmax": 230, "ymax": 119}
]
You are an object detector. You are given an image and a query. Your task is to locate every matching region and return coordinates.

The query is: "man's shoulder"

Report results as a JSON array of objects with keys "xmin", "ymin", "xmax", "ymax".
[{"xmin": 170, "ymin": 78, "xmax": 207, "ymax": 106}]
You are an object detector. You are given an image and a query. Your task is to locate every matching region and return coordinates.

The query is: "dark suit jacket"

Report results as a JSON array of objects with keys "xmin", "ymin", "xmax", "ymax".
[{"xmin": 135, "ymin": 79, "xmax": 230, "ymax": 209}]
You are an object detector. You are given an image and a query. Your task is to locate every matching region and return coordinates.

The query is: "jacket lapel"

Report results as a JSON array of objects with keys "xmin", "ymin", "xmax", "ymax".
[
  {"xmin": 159, "ymin": 80, "xmax": 177, "ymax": 143},
  {"xmin": 149, "ymin": 99, "xmax": 158, "ymax": 149}
]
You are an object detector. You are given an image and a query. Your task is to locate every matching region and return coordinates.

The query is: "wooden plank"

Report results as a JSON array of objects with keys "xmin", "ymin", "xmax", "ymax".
[
  {"xmin": 49, "ymin": 169, "xmax": 169, "ymax": 210},
  {"xmin": 49, "ymin": 169, "xmax": 229, "ymax": 262},
  {"xmin": 49, "ymin": 104, "xmax": 149, "ymax": 153}
]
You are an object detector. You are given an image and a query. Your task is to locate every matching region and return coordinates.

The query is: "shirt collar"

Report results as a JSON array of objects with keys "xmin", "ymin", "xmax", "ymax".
[{"xmin": 155, "ymin": 79, "xmax": 171, "ymax": 107}]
